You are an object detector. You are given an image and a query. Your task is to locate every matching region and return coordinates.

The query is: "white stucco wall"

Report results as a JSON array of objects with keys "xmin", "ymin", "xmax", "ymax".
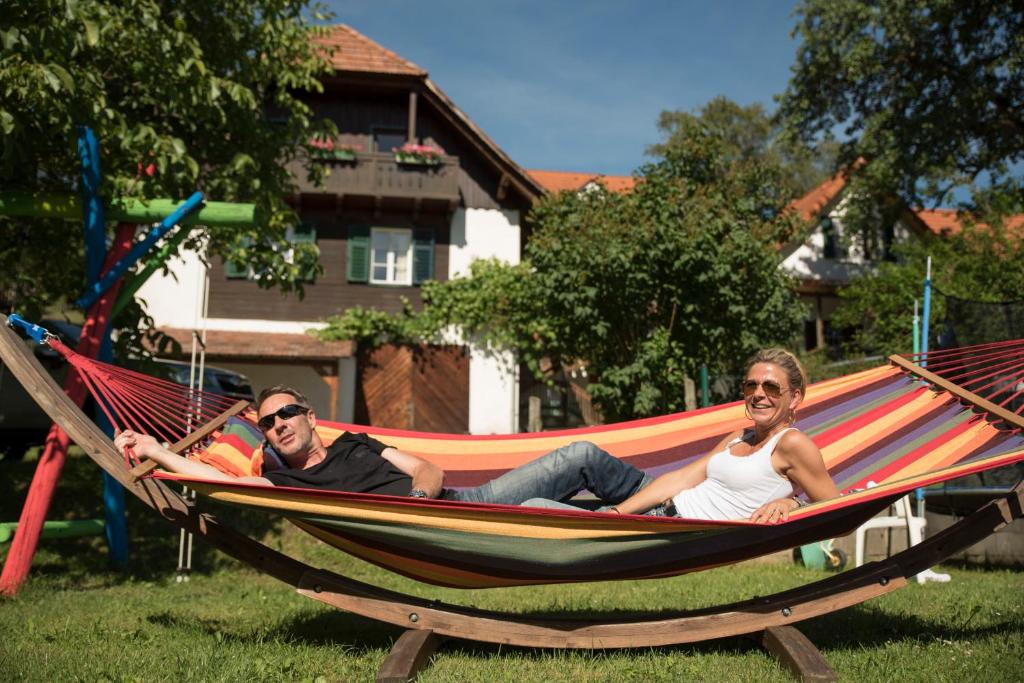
[
  {"xmin": 448, "ymin": 207, "xmax": 522, "ymax": 434},
  {"xmin": 448, "ymin": 207, "xmax": 522, "ymax": 276},
  {"xmin": 135, "ymin": 247, "xmax": 207, "ymax": 329}
]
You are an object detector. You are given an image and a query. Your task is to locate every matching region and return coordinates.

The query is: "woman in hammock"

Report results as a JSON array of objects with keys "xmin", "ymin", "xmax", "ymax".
[{"xmin": 518, "ymin": 347, "xmax": 841, "ymax": 523}]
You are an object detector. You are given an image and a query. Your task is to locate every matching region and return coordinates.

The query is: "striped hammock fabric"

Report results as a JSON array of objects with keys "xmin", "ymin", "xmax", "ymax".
[{"xmin": 168, "ymin": 360, "xmax": 1024, "ymax": 588}]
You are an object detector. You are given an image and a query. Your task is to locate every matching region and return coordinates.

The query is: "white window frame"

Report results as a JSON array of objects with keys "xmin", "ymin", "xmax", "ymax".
[{"xmin": 370, "ymin": 227, "xmax": 413, "ymax": 285}]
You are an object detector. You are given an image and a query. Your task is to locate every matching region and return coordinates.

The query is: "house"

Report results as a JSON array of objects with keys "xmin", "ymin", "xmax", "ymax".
[
  {"xmin": 137, "ymin": 25, "xmax": 544, "ymax": 434},
  {"xmin": 531, "ymin": 164, "xmax": 1023, "ymax": 356},
  {"xmin": 782, "ymin": 173, "xmax": 1024, "ymax": 352}
]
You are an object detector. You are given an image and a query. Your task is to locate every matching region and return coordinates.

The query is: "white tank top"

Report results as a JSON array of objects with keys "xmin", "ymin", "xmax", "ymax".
[{"xmin": 671, "ymin": 428, "xmax": 795, "ymax": 521}]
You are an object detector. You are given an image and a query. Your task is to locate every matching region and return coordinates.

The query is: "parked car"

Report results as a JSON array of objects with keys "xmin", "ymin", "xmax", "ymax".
[{"xmin": 0, "ymin": 319, "xmax": 254, "ymax": 455}]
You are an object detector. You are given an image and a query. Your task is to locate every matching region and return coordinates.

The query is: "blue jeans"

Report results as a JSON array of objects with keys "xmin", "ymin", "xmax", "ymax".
[{"xmin": 447, "ymin": 441, "xmax": 647, "ymax": 507}]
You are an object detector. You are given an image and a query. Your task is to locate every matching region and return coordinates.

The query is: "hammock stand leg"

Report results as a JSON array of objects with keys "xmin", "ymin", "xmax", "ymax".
[
  {"xmin": 760, "ymin": 626, "xmax": 836, "ymax": 683},
  {"xmin": 2, "ymin": 316, "xmax": 1022, "ymax": 680},
  {"xmin": 376, "ymin": 629, "xmax": 443, "ymax": 683}
]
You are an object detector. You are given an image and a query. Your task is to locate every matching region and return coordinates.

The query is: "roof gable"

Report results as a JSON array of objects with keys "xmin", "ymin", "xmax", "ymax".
[
  {"xmin": 315, "ymin": 24, "xmax": 426, "ymax": 77},
  {"xmin": 311, "ymin": 24, "xmax": 543, "ymax": 202}
]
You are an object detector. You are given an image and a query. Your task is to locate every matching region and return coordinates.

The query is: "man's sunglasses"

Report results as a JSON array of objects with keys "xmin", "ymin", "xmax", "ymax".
[
  {"xmin": 257, "ymin": 403, "xmax": 310, "ymax": 431},
  {"xmin": 741, "ymin": 379, "xmax": 788, "ymax": 399}
]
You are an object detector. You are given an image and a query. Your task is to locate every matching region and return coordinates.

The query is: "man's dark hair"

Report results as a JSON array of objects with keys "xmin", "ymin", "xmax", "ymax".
[{"xmin": 255, "ymin": 385, "xmax": 311, "ymax": 413}]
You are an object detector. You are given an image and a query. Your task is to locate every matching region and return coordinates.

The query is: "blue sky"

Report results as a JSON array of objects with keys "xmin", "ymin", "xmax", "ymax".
[{"xmin": 324, "ymin": 1, "xmax": 803, "ymax": 177}]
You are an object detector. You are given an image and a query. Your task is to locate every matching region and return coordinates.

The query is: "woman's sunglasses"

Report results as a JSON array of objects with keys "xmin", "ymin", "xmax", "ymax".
[
  {"xmin": 257, "ymin": 403, "xmax": 310, "ymax": 431},
  {"xmin": 741, "ymin": 379, "xmax": 788, "ymax": 399}
]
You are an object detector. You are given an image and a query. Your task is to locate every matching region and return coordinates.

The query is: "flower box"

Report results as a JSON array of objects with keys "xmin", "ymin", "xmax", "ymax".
[
  {"xmin": 310, "ymin": 138, "xmax": 361, "ymax": 163},
  {"xmin": 393, "ymin": 143, "xmax": 442, "ymax": 166},
  {"xmin": 314, "ymin": 148, "xmax": 357, "ymax": 162}
]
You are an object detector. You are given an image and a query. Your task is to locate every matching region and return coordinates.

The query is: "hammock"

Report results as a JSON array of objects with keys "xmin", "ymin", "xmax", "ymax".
[
  {"xmin": 4, "ymin": 316, "xmax": 1023, "ymax": 680},
  {"xmin": 28, "ymin": 327, "xmax": 1024, "ymax": 588}
]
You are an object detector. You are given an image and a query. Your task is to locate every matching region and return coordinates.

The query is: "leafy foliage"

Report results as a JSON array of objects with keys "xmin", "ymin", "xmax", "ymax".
[
  {"xmin": 779, "ymin": 0, "xmax": 1024, "ymax": 219},
  {"xmin": 833, "ymin": 220, "xmax": 1024, "ymax": 356},
  {"xmin": 0, "ymin": 0, "xmax": 335, "ymax": 324},
  {"xmin": 321, "ymin": 125, "xmax": 806, "ymax": 421},
  {"xmin": 648, "ymin": 96, "xmax": 839, "ymax": 198}
]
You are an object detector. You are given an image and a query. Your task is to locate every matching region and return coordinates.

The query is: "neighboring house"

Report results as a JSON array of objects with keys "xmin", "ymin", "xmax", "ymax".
[
  {"xmin": 781, "ymin": 173, "xmax": 1024, "ymax": 352},
  {"xmin": 527, "ymin": 170, "xmax": 637, "ymax": 195},
  {"xmin": 530, "ymin": 165, "xmax": 1022, "ymax": 357},
  {"xmin": 138, "ymin": 24, "xmax": 544, "ymax": 434}
]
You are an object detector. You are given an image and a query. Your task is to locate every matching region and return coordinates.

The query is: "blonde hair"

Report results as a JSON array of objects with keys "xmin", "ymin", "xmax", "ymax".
[{"xmin": 745, "ymin": 348, "xmax": 807, "ymax": 396}]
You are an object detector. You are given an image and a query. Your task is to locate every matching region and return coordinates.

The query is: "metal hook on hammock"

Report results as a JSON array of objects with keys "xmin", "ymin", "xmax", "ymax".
[{"xmin": 6, "ymin": 313, "xmax": 57, "ymax": 346}]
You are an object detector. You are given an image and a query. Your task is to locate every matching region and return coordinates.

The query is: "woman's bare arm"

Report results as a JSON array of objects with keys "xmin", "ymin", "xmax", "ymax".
[
  {"xmin": 612, "ymin": 431, "xmax": 739, "ymax": 514},
  {"xmin": 751, "ymin": 430, "xmax": 839, "ymax": 523}
]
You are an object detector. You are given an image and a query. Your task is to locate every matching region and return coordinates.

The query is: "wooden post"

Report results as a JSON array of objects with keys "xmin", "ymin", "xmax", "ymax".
[
  {"xmin": 528, "ymin": 395, "xmax": 542, "ymax": 432},
  {"xmin": 408, "ymin": 91, "xmax": 418, "ymax": 143},
  {"xmin": 683, "ymin": 376, "xmax": 697, "ymax": 411}
]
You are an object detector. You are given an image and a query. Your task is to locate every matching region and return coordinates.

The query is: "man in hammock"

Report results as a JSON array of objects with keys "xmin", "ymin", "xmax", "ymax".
[
  {"xmin": 114, "ymin": 384, "xmax": 648, "ymax": 508},
  {"xmin": 116, "ymin": 349, "xmax": 838, "ymax": 522}
]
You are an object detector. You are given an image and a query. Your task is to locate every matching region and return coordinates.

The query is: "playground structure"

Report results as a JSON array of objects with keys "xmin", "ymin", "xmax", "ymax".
[
  {"xmin": 2, "ymin": 316, "xmax": 1022, "ymax": 682},
  {"xmin": 0, "ymin": 127, "xmax": 255, "ymax": 596}
]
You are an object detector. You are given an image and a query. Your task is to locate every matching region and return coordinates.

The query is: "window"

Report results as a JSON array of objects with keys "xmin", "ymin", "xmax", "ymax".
[
  {"xmin": 347, "ymin": 225, "xmax": 435, "ymax": 285},
  {"xmin": 821, "ymin": 217, "xmax": 839, "ymax": 259},
  {"xmin": 373, "ymin": 127, "xmax": 407, "ymax": 154},
  {"xmin": 371, "ymin": 228, "xmax": 412, "ymax": 285},
  {"xmin": 224, "ymin": 223, "xmax": 317, "ymax": 282}
]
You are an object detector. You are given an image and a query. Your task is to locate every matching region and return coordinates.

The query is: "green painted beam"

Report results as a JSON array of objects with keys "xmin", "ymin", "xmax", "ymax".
[
  {"xmin": 0, "ymin": 192, "xmax": 256, "ymax": 228},
  {"xmin": 0, "ymin": 519, "xmax": 105, "ymax": 544}
]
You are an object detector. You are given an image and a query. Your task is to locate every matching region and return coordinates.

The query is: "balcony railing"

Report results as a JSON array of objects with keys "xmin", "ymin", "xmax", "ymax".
[{"xmin": 292, "ymin": 152, "xmax": 460, "ymax": 203}]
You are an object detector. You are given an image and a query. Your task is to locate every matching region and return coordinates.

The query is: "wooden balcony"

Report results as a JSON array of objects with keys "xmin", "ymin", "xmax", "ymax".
[{"xmin": 291, "ymin": 152, "xmax": 460, "ymax": 204}]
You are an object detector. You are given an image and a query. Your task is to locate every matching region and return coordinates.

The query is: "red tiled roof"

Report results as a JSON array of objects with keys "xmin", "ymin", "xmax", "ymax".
[
  {"xmin": 158, "ymin": 328, "xmax": 354, "ymax": 360},
  {"xmin": 528, "ymin": 169, "xmax": 636, "ymax": 194},
  {"xmin": 788, "ymin": 172, "xmax": 847, "ymax": 222},
  {"xmin": 314, "ymin": 24, "xmax": 426, "ymax": 77},
  {"xmin": 916, "ymin": 209, "xmax": 1024, "ymax": 236}
]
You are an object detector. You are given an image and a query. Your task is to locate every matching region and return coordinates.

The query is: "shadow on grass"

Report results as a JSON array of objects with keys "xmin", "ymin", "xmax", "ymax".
[
  {"xmin": 228, "ymin": 596, "xmax": 1024, "ymax": 664},
  {"xmin": 800, "ymin": 602, "xmax": 1024, "ymax": 652},
  {"xmin": 1, "ymin": 450, "xmax": 286, "ymax": 583}
]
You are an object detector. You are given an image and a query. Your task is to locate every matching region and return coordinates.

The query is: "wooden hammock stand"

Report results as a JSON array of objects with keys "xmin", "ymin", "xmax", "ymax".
[{"xmin": 2, "ymin": 315, "xmax": 1021, "ymax": 683}]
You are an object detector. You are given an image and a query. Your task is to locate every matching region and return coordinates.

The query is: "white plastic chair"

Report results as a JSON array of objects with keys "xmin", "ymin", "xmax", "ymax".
[{"xmin": 854, "ymin": 493, "xmax": 947, "ymax": 584}]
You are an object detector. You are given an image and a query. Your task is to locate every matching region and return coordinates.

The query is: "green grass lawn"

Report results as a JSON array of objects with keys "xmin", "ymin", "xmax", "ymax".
[{"xmin": 1, "ymin": 450, "xmax": 1022, "ymax": 682}]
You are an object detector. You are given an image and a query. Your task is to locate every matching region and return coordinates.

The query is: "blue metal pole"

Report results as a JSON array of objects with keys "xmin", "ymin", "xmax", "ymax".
[
  {"xmin": 97, "ymin": 331, "xmax": 129, "ymax": 568},
  {"xmin": 78, "ymin": 127, "xmax": 106, "ymax": 285},
  {"xmin": 916, "ymin": 259, "xmax": 932, "ymax": 516},
  {"xmin": 76, "ymin": 191, "xmax": 204, "ymax": 310}
]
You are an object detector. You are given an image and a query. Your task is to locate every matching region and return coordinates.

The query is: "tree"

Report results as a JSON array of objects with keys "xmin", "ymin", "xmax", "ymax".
[
  {"xmin": 0, "ymin": 0, "xmax": 335, "ymax": 325},
  {"xmin": 648, "ymin": 96, "xmax": 839, "ymax": 198},
  {"xmin": 321, "ymin": 124, "xmax": 806, "ymax": 422},
  {"xmin": 779, "ymin": 0, "xmax": 1024, "ymax": 217},
  {"xmin": 832, "ymin": 221, "xmax": 1024, "ymax": 356}
]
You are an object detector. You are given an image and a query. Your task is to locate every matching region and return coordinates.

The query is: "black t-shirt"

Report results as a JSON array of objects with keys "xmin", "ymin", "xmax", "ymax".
[{"xmin": 264, "ymin": 432, "xmax": 412, "ymax": 496}]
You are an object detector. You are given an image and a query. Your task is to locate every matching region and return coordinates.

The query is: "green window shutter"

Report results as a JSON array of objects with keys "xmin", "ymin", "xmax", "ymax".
[
  {"xmin": 224, "ymin": 236, "xmax": 252, "ymax": 279},
  {"xmin": 293, "ymin": 222, "xmax": 318, "ymax": 281},
  {"xmin": 346, "ymin": 224, "xmax": 370, "ymax": 283},
  {"xmin": 412, "ymin": 228, "xmax": 435, "ymax": 285}
]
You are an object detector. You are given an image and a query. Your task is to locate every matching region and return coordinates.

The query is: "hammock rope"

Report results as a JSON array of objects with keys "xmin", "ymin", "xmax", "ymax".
[
  {"xmin": 48, "ymin": 337, "xmax": 240, "ymax": 461},
  {"xmin": 904, "ymin": 340, "xmax": 1024, "ymax": 418}
]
